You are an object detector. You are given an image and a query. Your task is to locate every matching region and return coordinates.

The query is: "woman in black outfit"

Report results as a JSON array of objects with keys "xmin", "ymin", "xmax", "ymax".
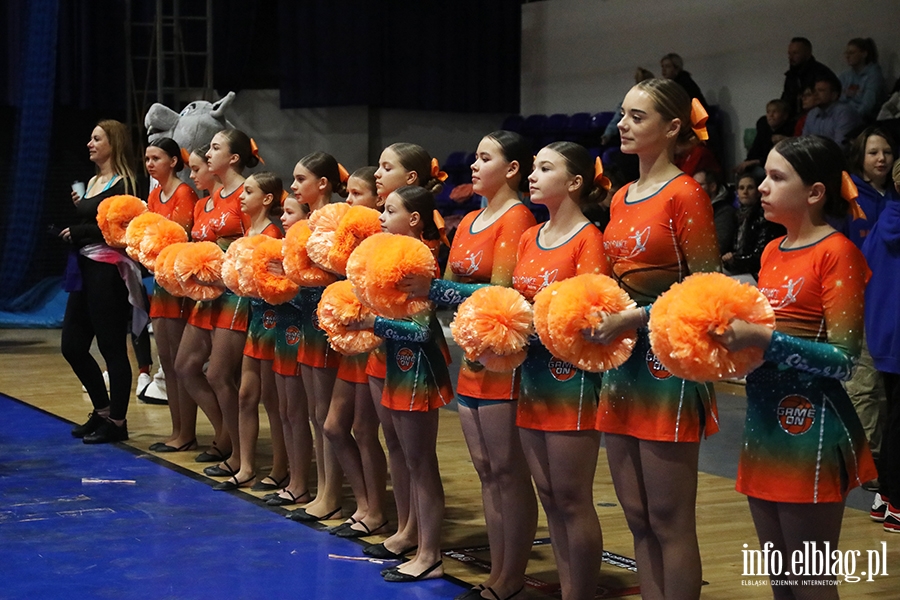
[{"xmin": 61, "ymin": 119, "xmax": 143, "ymax": 444}]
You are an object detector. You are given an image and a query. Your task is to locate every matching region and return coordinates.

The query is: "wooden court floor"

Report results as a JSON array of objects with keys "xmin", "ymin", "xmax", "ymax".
[{"xmin": 1, "ymin": 327, "xmax": 896, "ymax": 598}]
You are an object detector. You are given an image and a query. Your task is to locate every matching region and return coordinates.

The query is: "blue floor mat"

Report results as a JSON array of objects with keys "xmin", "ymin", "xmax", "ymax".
[{"xmin": 0, "ymin": 393, "xmax": 466, "ymax": 599}]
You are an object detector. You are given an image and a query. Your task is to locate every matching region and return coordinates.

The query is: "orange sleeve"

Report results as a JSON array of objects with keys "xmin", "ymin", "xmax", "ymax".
[
  {"xmin": 575, "ymin": 224, "xmax": 609, "ymax": 277},
  {"xmin": 169, "ymin": 184, "xmax": 199, "ymax": 233},
  {"xmin": 491, "ymin": 205, "xmax": 537, "ymax": 287},
  {"xmin": 671, "ymin": 177, "xmax": 722, "ymax": 275}
]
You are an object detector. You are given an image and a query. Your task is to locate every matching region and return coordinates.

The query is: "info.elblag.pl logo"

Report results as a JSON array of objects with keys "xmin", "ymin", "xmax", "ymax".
[{"xmin": 741, "ymin": 541, "xmax": 889, "ymax": 585}]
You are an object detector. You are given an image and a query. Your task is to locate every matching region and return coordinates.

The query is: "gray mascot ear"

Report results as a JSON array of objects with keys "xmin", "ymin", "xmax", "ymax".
[
  {"xmin": 210, "ymin": 91, "xmax": 236, "ymax": 119},
  {"xmin": 145, "ymin": 103, "xmax": 179, "ymax": 139}
]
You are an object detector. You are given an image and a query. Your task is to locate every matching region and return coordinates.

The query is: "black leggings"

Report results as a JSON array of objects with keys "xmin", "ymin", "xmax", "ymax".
[
  {"xmin": 879, "ymin": 372, "xmax": 900, "ymax": 502},
  {"xmin": 61, "ymin": 257, "xmax": 133, "ymax": 421}
]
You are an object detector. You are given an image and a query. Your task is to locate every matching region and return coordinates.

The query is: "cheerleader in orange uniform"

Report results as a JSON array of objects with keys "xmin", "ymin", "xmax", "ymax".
[
  {"xmin": 265, "ymin": 196, "xmax": 315, "ymax": 507},
  {"xmin": 511, "ymin": 142, "xmax": 608, "ymax": 600},
  {"xmin": 710, "ymin": 136, "xmax": 876, "ymax": 597},
  {"xmin": 349, "ymin": 185, "xmax": 453, "ymax": 583},
  {"xmin": 361, "ymin": 143, "xmax": 446, "ymax": 559},
  {"xmin": 589, "ymin": 79, "xmax": 721, "ymax": 600},
  {"xmin": 144, "ymin": 137, "xmax": 199, "ymax": 453},
  {"xmin": 400, "ymin": 131, "xmax": 538, "ymax": 600},
  {"xmin": 175, "ymin": 130, "xmax": 257, "ymax": 470},
  {"xmin": 285, "ymin": 152, "xmax": 347, "ymax": 522},
  {"xmin": 215, "ymin": 172, "xmax": 289, "ymax": 492},
  {"xmin": 322, "ymin": 167, "xmax": 390, "ymax": 537}
]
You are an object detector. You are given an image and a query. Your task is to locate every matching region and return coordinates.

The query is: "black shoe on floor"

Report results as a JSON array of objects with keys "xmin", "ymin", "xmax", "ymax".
[
  {"xmin": 83, "ymin": 419, "xmax": 129, "ymax": 444},
  {"xmin": 71, "ymin": 411, "xmax": 107, "ymax": 438}
]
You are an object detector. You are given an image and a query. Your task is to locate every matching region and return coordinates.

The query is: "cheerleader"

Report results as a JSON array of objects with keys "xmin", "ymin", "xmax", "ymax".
[
  {"xmin": 400, "ymin": 131, "xmax": 538, "ymax": 600},
  {"xmin": 711, "ymin": 136, "xmax": 877, "ymax": 597},
  {"xmin": 214, "ymin": 172, "xmax": 289, "ymax": 491},
  {"xmin": 588, "ymin": 78, "xmax": 721, "ymax": 600},
  {"xmin": 362, "ymin": 143, "xmax": 445, "ymax": 559},
  {"xmin": 348, "ymin": 185, "xmax": 454, "ymax": 582},
  {"xmin": 144, "ymin": 137, "xmax": 199, "ymax": 453},
  {"xmin": 175, "ymin": 129, "xmax": 258, "ymax": 471},
  {"xmin": 323, "ymin": 167, "xmax": 390, "ymax": 537},
  {"xmin": 513, "ymin": 142, "xmax": 608, "ymax": 600},
  {"xmin": 286, "ymin": 152, "xmax": 347, "ymax": 522},
  {"xmin": 265, "ymin": 195, "xmax": 314, "ymax": 507}
]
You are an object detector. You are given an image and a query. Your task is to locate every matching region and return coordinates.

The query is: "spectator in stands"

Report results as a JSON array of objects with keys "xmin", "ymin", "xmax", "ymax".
[
  {"xmin": 793, "ymin": 86, "xmax": 817, "ymax": 136},
  {"xmin": 844, "ymin": 128, "xmax": 897, "ymax": 492},
  {"xmin": 722, "ymin": 171, "xmax": 785, "ymax": 279},
  {"xmin": 735, "ymin": 99, "xmax": 794, "ymax": 175},
  {"xmin": 781, "ymin": 37, "xmax": 836, "ymax": 117},
  {"xmin": 803, "ymin": 72, "xmax": 862, "ymax": 147},
  {"xmin": 693, "ymin": 168, "xmax": 736, "ymax": 254},
  {"xmin": 660, "ymin": 53, "xmax": 708, "ymax": 109},
  {"xmin": 600, "ymin": 67, "xmax": 655, "ymax": 146},
  {"xmin": 840, "ymin": 38, "xmax": 887, "ymax": 120},
  {"xmin": 844, "ymin": 126, "xmax": 898, "ymax": 246},
  {"xmin": 877, "ymin": 78, "xmax": 900, "ymax": 121}
]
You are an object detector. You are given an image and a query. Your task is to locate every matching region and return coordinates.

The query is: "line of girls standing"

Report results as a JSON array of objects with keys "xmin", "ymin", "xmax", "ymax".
[{"xmin": 63, "ymin": 75, "xmax": 876, "ymax": 600}]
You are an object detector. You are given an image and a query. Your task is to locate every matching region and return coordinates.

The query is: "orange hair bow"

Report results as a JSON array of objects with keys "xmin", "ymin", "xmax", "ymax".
[
  {"xmin": 180, "ymin": 148, "xmax": 191, "ymax": 164},
  {"xmin": 280, "ymin": 190, "xmax": 289, "ymax": 206},
  {"xmin": 430, "ymin": 158, "xmax": 449, "ymax": 182},
  {"xmin": 841, "ymin": 171, "xmax": 866, "ymax": 221},
  {"xmin": 250, "ymin": 138, "xmax": 265, "ymax": 165},
  {"xmin": 337, "ymin": 163, "xmax": 350, "ymax": 184},
  {"xmin": 593, "ymin": 157, "xmax": 611, "ymax": 191},
  {"xmin": 432, "ymin": 209, "xmax": 451, "ymax": 247},
  {"xmin": 690, "ymin": 98, "xmax": 709, "ymax": 141}
]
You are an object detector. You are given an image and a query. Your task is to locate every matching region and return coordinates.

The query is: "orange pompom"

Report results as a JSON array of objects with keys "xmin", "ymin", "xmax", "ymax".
[
  {"xmin": 648, "ymin": 272, "xmax": 776, "ymax": 381},
  {"xmin": 347, "ymin": 233, "xmax": 436, "ymax": 319},
  {"xmin": 542, "ymin": 274, "xmax": 637, "ymax": 373},
  {"xmin": 125, "ymin": 212, "xmax": 166, "ymax": 263},
  {"xmin": 154, "ymin": 242, "xmax": 191, "ymax": 296},
  {"xmin": 173, "ymin": 241, "xmax": 225, "ymax": 301},
  {"xmin": 138, "ymin": 218, "xmax": 188, "ymax": 271},
  {"xmin": 478, "ymin": 349, "xmax": 528, "ymax": 373},
  {"xmin": 221, "ymin": 235, "xmax": 267, "ymax": 296},
  {"xmin": 450, "ymin": 286, "xmax": 533, "ymax": 372},
  {"xmin": 283, "ymin": 220, "xmax": 339, "ymax": 287},
  {"xmin": 97, "ymin": 195, "xmax": 147, "ymax": 247},
  {"xmin": 252, "ymin": 238, "xmax": 300, "ymax": 305},
  {"xmin": 328, "ymin": 206, "xmax": 382, "ymax": 275},
  {"xmin": 317, "ymin": 281, "xmax": 382, "ymax": 355},
  {"xmin": 307, "ymin": 203, "xmax": 351, "ymax": 270},
  {"xmin": 531, "ymin": 280, "xmax": 566, "ymax": 358}
]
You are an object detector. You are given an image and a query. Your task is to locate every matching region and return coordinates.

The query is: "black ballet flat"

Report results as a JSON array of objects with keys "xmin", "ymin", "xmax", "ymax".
[{"xmin": 382, "ymin": 560, "xmax": 442, "ymax": 582}]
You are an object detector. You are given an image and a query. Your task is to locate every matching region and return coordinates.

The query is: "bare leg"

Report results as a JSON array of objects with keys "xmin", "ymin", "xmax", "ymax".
[
  {"xmin": 391, "ymin": 409, "xmax": 444, "ymax": 579},
  {"xmin": 176, "ymin": 324, "xmax": 229, "ymax": 453},
  {"xmin": 350, "ymin": 381, "xmax": 387, "ymax": 532},
  {"xmin": 749, "ymin": 498, "xmax": 844, "ymax": 600},
  {"xmin": 233, "ymin": 355, "xmax": 261, "ymax": 483},
  {"xmin": 459, "ymin": 402, "xmax": 537, "ymax": 597},
  {"xmin": 325, "ymin": 378, "xmax": 369, "ymax": 523},
  {"xmin": 152, "ymin": 317, "xmax": 187, "ymax": 444},
  {"xmin": 640, "ymin": 440, "xmax": 702, "ymax": 600},
  {"xmin": 370, "ymin": 376, "xmax": 417, "ymax": 551},
  {"xmin": 521, "ymin": 428, "xmax": 601, "ymax": 600},
  {"xmin": 206, "ymin": 327, "xmax": 246, "ymax": 472},
  {"xmin": 275, "ymin": 373, "xmax": 312, "ymax": 502},
  {"xmin": 259, "ymin": 361, "xmax": 288, "ymax": 482},
  {"xmin": 300, "ymin": 364, "xmax": 342, "ymax": 516}
]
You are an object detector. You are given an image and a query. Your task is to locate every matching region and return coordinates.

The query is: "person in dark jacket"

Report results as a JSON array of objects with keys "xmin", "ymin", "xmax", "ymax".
[
  {"xmin": 782, "ymin": 37, "xmax": 837, "ymax": 118},
  {"xmin": 722, "ymin": 171, "xmax": 785, "ymax": 278},
  {"xmin": 693, "ymin": 168, "xmax": 736, "ymax": 254},
  {"xmin": 660, "ymin": 53, "xmax": 708, "ymax": 109}
]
